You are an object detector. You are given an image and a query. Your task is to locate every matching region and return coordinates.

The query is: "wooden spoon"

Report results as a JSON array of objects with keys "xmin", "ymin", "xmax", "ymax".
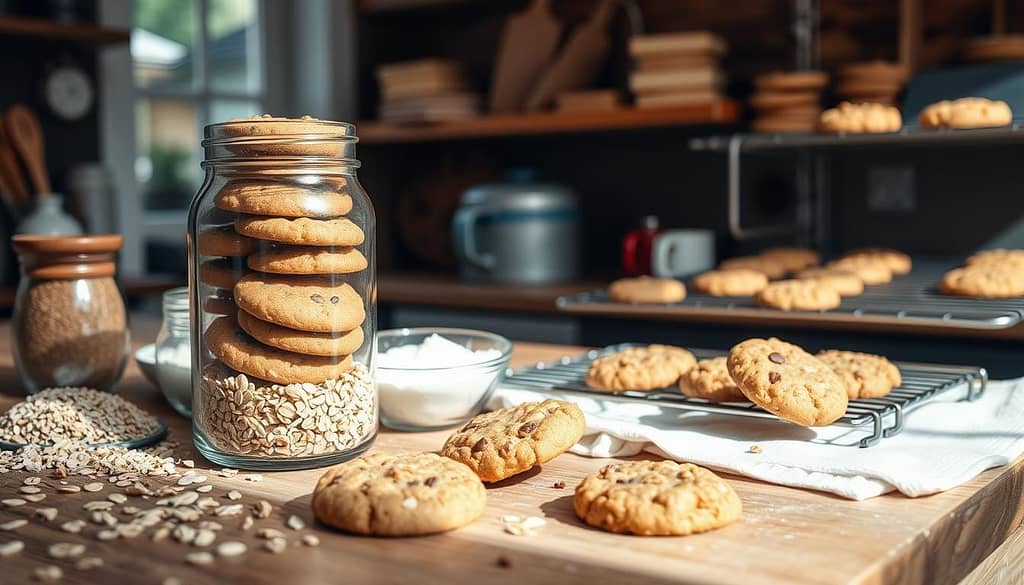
[
  {"xmin": 488, "ymin": 0, "xmax": 562, "ymax": 113},
  {"xmin": 0, "ymin": 118, "xmax": 29, "ymax": 205},
  {"xmin": 6, "ymin": 104, "xmax": 51, "ymax": 196}
]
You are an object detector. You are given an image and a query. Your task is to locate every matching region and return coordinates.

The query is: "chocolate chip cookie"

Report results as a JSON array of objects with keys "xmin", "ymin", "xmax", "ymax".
[
  {"xmin": 795, "ymin": 268, "xmax": 864, "ymax": 296},
  {"xmin": 727, "ymin": 337, "xmax": 848, "ymax": 426},
  {"xmin": 586, "ymin": 345, "xmax": 697, "ymax": 391},
  {"xmin": 816, "ymin": 350, "xmax": 901, "ymax": 399},
  {"xmin": 574, "ymin": 461, "xmax": 742, "ymax": 536},
  {"xmin": 196, "ymin": 226, "xmax": 258, "ymax": 257},
  {"xmin": 919, "ymin": 97, "xmax": 1012, "ymax": 129},
  {"xmin": 215, "ymin": 181, "xmax": 353, "ymax": 218},
  {"xmin": 608, "ymin": 276, "xmax": 686, "ymax": 304},
  {"xmin": 692, "ymin": 269, "xmax": 769, "ymax": 296},
  {"xmin": 312, "ymin": 452, "xmax": 485, "ymax": 536},
  {"xmin": 234, "ymin": 273, "xmax": 365, "ymax": 333},
  {"xmin": 205, "ymin": 315, "xmax": 354, "ymax": 385},
  {"xmin": 940, "ymin": 265, "xmax": 1024, "ymax": 298},
  {"xmin": 235, "ymin": 216, "xmax": 365, "ymax": 247},
  {"xmin": 440, "ymin": 399, "xmax": 586, "ymax": 483},
  {"xmin": 718, "ymin": 255, "xmax": 788, "ymax": 280},
  {"xmin": 758, "ymin": 246, "xmax": 821, "ymax": 272},
  {"xmin": 841, "ymin": 248, "xmax": 912, "ymax": 275},
  {"xmin": 247, "ymin": 247, "xmax": 368, "ymax": 275},
  {"xmin": 237, "ymin": 309, "xmax": 365, "ymax": 357},
  {"xmin": 826, "ymin": 256, "xmax": 893, "ymax": 285},
  {"xmin": 754, "ymin": 279, "xmax": 841, "ymax": 311},
  {"xmin": 678, "ymin": 357, "xmax": 746, "ymax": 402}
]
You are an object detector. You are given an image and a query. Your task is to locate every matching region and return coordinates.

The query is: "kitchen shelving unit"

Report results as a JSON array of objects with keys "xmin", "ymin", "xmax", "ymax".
[{"xmin": 0, "ymin": 16, "xmax": 129, "ymax": 45}]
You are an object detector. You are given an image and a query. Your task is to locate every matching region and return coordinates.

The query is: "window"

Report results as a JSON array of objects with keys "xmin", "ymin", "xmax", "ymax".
[{"xmin": 130, "ymin": 0, "xmax": 265, "ymax": 257}]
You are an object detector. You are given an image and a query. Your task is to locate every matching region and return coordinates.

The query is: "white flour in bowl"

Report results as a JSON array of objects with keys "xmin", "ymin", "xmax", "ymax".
[{"xmin": 377, "ymin": 334, "xmax": 504, "ymax": 429}]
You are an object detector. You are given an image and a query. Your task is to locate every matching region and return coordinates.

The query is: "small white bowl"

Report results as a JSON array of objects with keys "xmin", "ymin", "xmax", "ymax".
[
  {"xmin": 377, "ymin": 328, "xmax": 512, "ymax": 431},
  {"xmin": 135, "ymin": 344, "xmax": 158, "ymax": 387}
]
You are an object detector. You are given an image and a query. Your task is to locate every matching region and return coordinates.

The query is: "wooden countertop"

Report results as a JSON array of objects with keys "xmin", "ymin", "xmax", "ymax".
[{"xmin": 1, "ymin": 318, "xmax": 1023, "ymax": 585}]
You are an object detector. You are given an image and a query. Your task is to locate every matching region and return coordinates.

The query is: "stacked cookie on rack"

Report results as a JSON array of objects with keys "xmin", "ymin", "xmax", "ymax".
[
  {"xmin": 750, "ymin": 70, "xmax": 828, "ymax": 133},
  {"xmin": 376, "ymin": 59, "xmax": 479, "ymax": 123},
  {"xmin": 628, "ymin": 31, "xmax": 727, "ymax": 109}
]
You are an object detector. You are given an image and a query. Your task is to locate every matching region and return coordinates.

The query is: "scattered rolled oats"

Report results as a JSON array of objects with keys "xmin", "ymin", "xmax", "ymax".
[
  {"xmin": 226, "ymin": 490, "xmax": 242, "ymax": 501},
  {"xmin": 301, "ymin": 534, "xmax": 320, "ymax": 547},
  {"xmin": 23, "ymin": 494, "xmax": 46, "ymax": 503},
  {"xmin": 56, "ymin": 485, "xmax": 81, "ymax": 494},
  {"xmin": 33, "ymin": 565, "xmax": 63, "ymax": 582},
  {"xmin": 215, "ymin": 504, "xmax": 244, "ymax": 517},
  {"xmin": 240, "ymin": 516, "xmax": 254, "ymax": 531},
  {"xmin": 747, "ymin": 445, "xmax": 763, "ymax": 454},
  {"xmin": 0, "ymin": 540, "xmax": 24, "ymax": 557},
  {"xmin": 35, "ymin": 507, "xmax": 59, "ymax": 522},
  {"xmin": 60, "ymin": 520, "xmax": 86, "ymax": 534},
  {"xmin": 252, "ymin": 500, "xmax": 272, "ymax": 519},
  {"xmin": 108, "ymin": 493, "xmax": 128, "ymax": 504},
  {"xmin": 83, "ymin": 482, "xmax": 104, "ymax": 493},
  {"xmin": 83, "ymin": 500, "xmax": 115, "ymax": 511},
  {"xmin": 501, "ymin": 515, "xmax": 546, "ymax": 536},
  {"xmin": 185, "ymin": 551, "xmax": 214, "ymax": 566},
  {"xmin": 23, "ymin": 477, "xmax": 42, "ymax": 485},
  {"xmin": 0, "ymin": 519, "xmax": 28, "ymax": 531},
  {"xmin": 76, "ymin": 557, "xmax": 104, "ymax": 571},
  {"xmin": 286, "ymin": 515, "xmax": 305, "ymax": 530},
  {"xmin": 263, "ymin": 538, "xmax": 287, "ymax": 554},
  {"xmin": 18, "ymin": 485, "xmax": 41, "ymax": 494},
  {"xmin": 193, "ymin": 529, "xmax": 217, "ymax": 547},
  {"xmin": 2, "ymin": 498, "xmax": 27, "ymax": 507},
  {"xmin": 195, "ymin": 485, "xmax": 213, "ymax": 493},
  {"xmin": 48, "ymin": 542, "xmax": 86, "ymax": 559},
  {"xmin": 257, "ymin": 528, "xmax": 285, "ymax": 540},
  {"xmin": 217, "ymin": 541, "xmax": 247, "ymax": 557}
]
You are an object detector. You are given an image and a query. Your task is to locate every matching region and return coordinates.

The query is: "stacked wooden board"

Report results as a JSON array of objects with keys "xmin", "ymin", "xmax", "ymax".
[
  {"xmin": 376, "ymin": 59, "xmax": 480, "ymax": 123},
  {"xmin": 628, "ymin": 32, "xmax": 727, "ymax": 109}
]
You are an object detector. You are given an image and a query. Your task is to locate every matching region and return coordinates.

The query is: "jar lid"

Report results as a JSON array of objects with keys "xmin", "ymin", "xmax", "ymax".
[
  {"xmin": 202, "ymin": 115, "xmax": 358, "ymax": 163},
  {"xmin": 12, "ymin": 234, "xmax": 123, "ymax": 279}
]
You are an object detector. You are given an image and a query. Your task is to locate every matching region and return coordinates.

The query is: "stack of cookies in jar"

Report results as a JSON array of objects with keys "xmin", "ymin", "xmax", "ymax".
[{"xmin": 192, "ymin": 115, "xmax": 376, "ymax": 464}]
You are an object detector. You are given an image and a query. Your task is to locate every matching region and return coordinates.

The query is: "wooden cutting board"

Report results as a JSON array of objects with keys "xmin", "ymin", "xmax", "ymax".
[
  {"xmin": 488, "ymin": 0, "xmax": 561, "ymax": 113},
  {"xmin": 525, "ymin": 0, "xmax": 616, "ymax": 111}
]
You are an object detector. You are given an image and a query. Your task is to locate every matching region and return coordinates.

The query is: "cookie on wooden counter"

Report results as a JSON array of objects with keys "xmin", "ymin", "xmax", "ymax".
[
  {"xmin": 727, "ymin": 337, "xmax": 848, "ymax": 426},
  {"xmin": 586, "ymin": 345, "xmax": 697, "ymax": 392},
  {"xmin": 205, "ymin": 315, "xmax": 354, "ymax": 385},
  {"xmin": 235, "ymin": 216, "xmax": 365, "ymax": 247},
  {"xmin": 247, "ymin": 247, "xmax": 368, "ymax": 275},
  {"xmin": 679, "ymin": 357, "xmax": 746, "ymax": 402},
  {"xmin": 216, "ymin": 180, "xmax": 353, "ymax": 218},
  {"xmin": 795, "ymin": 268, "xmax": 864, "ymax": 296},
  {"xmin": 754, "ymin": 279, "xmax": 841, "ymax": 311},
  {"xmin": 441, "ymin": 399, "xmax": 585, "ymax": 483},
  {"xmin": 939, "ymin": 265, "xmax": 1024, "ymax": 298},
  {"xmin": 826, "ymin": 256, "xmax": 893, "ymax": 285},
  {"xmin": 234, "ymin": 273, "xmax": 365, "ymax": 333},
  {"xmin": 692, "ymin": 269, "xmax": 769, "ymax": 296},
  {"xmin": 841, "ymin": 248, "xmax": 912, "ymax": 275},
  {"xmin": 608, "ymin": 276, "xmax": 686, "ymax": 304},
  {"xmin": 574, "ymin": 461, "xmax": 742, "ymax": 536},
  {"xmin": 816, "ymin": 350, "xmax": 901, "ymax": 399},
  {"xmin": 196, "ymin": 226, "xmax": 258, "ymax": 257},
  {"xmin": 237, "ymin": 309, "xmax": 364, "ymax": 357},
  {"xmin": 718, "ymin": 255, "xmax": 788, "ymax": 280},
  {"xmin": 918, "ymin": 98, "xmax": 1012, "ymax": 129},
  {"xmin": 312, "ymin": 452, "xmax": 485, "ymax": 536}
]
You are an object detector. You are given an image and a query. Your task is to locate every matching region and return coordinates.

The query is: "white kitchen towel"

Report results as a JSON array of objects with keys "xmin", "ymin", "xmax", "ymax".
[{"xmin": 487, "ymin": 377, "xmax": 1024, "ymax": 500}]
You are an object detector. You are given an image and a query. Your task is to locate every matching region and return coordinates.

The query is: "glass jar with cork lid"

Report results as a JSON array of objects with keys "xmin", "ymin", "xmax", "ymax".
[{"xmin": 188, "ymin": 115, "xmax": 376, "ymax": 470}]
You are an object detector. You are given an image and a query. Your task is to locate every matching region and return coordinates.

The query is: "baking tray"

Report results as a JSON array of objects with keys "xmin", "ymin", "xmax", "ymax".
[
  {"xmin": 557, "ymin": 260, "xmax": 1024, "ymax": 332},
  {"xmin": 503, "ymin": 344, "xmax": 987, "ymax": 447}
]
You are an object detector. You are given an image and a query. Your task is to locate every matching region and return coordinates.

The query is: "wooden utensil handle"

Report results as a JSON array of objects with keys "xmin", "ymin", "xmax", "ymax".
[{"xmin": 6, "ymin": 105, "xmax": 51, "ymax": 196}]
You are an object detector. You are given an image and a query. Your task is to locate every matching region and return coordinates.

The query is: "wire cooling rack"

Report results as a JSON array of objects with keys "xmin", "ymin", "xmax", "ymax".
[
  {"xmin": 503, "ymin": 345, "xmax": 987, "ymax": 447},
  {"xmin": 556, "ymin": 260, "xmax": 1024, "ymax": 331}
]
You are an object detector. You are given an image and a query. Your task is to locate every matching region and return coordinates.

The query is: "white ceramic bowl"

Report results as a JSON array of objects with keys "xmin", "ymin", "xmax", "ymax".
[
  {"xmin": 135, "ymin": 344, "xmax": 158, "ymax": 387},
  {"xmin": 376, "ymin": 328, "xmax": 512, "ymax": 431}
]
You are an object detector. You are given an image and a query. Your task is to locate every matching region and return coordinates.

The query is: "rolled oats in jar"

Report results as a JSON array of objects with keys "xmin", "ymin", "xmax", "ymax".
[{"xmin": 188, "ymin": 115, "xmax": 377, "ymax": 470}]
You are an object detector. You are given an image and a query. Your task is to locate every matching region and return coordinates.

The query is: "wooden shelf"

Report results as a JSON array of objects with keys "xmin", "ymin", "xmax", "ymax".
[
  {"xmin": 0, "ymin": 16, "xmax": 130, "ymax": 45},
  {"xmin": 379, "ymin": 273, "xmax": 604, "ymax": 314},
  {"xmin": 357, "ymin": 101, "xmax": 741, "ymax": 143}
]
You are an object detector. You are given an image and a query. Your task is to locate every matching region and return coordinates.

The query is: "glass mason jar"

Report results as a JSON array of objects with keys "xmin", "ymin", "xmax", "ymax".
[
  {"xmin": 10, "ymin": 234, "xmax": 129, "ymax": 394},
  {"xmin": 155, "ymin": 287, "xmax": 191, "ymax": 417},
  {"xmin": 188, "ymin": 116, "xmax": 377, "ymax": 470}
]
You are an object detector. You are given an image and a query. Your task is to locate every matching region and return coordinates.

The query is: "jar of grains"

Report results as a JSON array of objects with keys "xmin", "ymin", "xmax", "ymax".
[
  {"xmin": 188, "ymin": 115, "xmax": 377, "ymax": 470},
  {"xmin": 11, "ymin": 234, "xmax": 129, "ymax": 393}
]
